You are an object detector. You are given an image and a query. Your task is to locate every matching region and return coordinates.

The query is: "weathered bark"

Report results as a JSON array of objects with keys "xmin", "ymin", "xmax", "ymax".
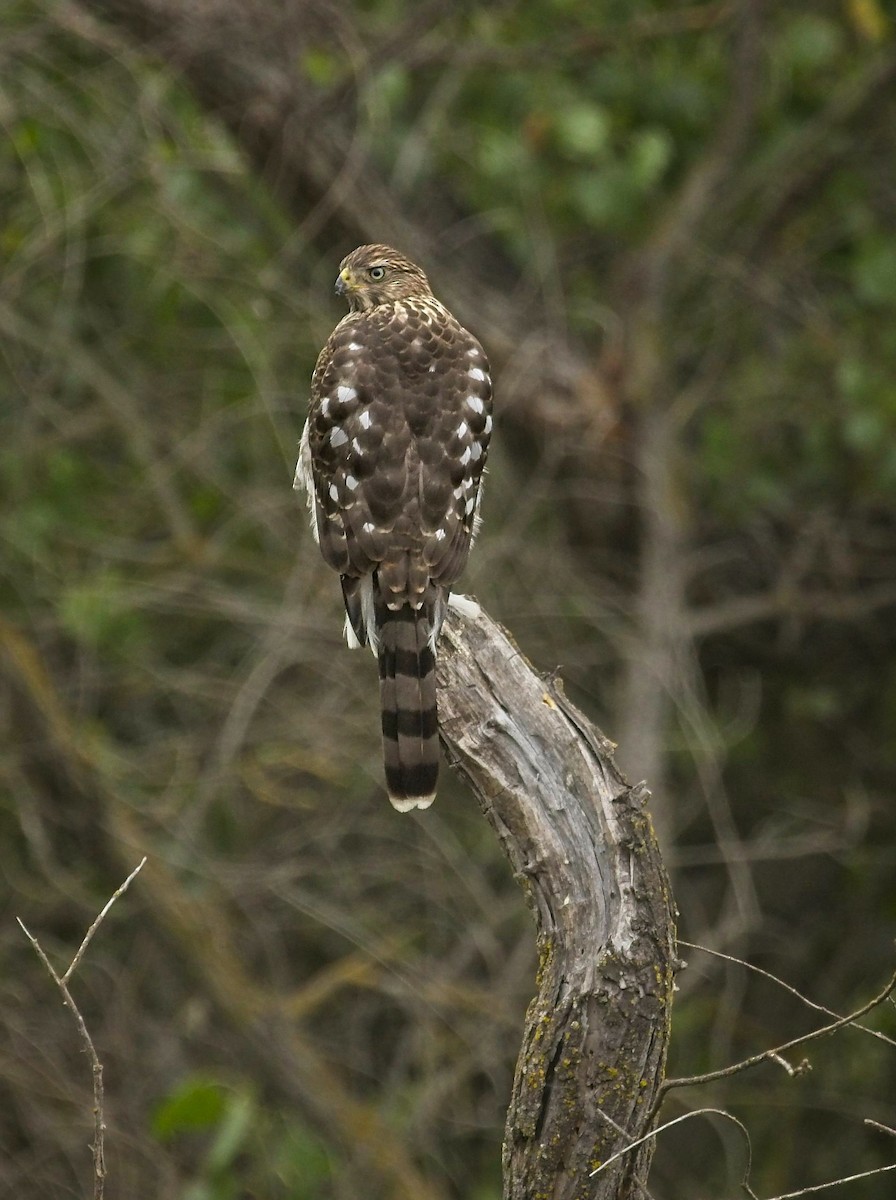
[{"xmin": 439, "ymin": 601, "xmax": 676, "ymax": 1200}]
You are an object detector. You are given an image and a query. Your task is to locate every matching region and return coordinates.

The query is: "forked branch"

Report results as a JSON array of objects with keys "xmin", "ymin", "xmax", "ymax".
[
  {"xmin": 18, "ymin": 858, "xmax": 146, "ymax": 1200},
  {"xmin": 661, "ymin": 967, "xmax": 896, "ymax": 1097}
]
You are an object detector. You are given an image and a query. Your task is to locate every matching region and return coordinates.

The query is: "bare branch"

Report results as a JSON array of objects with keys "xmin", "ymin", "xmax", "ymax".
[
  {"xmin": 767, "ymin": 1052, "xmax": 811, "ymax": 1078},
  {"xmin": 865, "ymin": 1120, "xmax": 896, "ymax": 1139},
  {"xmin": 17, "ymin": 859, "xmax": 147, "ymax": 1200},
  {"xmin": 679, "ymin": 940, "xmax": 896, "ymax": 1050},
  {"xmin": 764, "ymin": 1161, "xmax": 896, "ymax": 1200},
  {"xmin": 593, "ymin": 1086, "xmax": 896, "ymax": 1200},
  {"xmin": 590, "ymin": 1106, "xmax": 757, "ymax": 1200},
  {"xmin": 64, "ymin": 856, "xmax": 147, "ymax": 984},
  {"xmin": 662, "ymin": 968, "xmax": 896, "ymax": 1094}
]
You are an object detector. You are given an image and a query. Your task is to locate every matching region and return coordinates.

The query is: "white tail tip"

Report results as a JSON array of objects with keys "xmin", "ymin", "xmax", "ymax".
[{"xmin": 389, "ymin": 792, "xmax": 436, "ymax": 813}]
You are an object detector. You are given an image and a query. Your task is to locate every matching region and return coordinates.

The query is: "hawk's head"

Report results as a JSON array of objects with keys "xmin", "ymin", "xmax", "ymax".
[{"xmin": 336, "ymin": 245, "xmax": 433, "ymax": 312}]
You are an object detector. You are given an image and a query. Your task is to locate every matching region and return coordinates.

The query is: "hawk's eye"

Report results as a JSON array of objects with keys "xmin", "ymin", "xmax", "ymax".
[{"xmin": 369, "ymin": 266, "xmax": 386, "ymax": 280}]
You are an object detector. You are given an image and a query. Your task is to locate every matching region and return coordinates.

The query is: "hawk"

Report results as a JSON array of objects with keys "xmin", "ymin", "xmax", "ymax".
[{"xmin": 294, "ymin": 245, "xmax": 492, "ymax": 811}]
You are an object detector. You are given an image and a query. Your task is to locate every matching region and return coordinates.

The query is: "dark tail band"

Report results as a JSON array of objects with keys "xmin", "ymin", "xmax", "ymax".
[{"xmin": 377, "ymin": 604, "xmax": 438, "ymax": 811}]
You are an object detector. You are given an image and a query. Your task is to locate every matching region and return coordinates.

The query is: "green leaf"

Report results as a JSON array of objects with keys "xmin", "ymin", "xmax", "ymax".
[
  {"xmin": 554, "ymin": 102, "xmax": 611, "ymax": 159},
  {"xmin": 206, "ymin": 1088, "xmax": 255, "ymax": 1173},
  {"xmin": 628, "ymin": 128, "xmax": 673, "ymax": 190},
  {"xmin": 272, "ymin": 1123, "xmax": 333, "ymax": 1196},
  {"xmin": 152, "ymin": 1078, "xmax": 228, "ymax": 1141}
]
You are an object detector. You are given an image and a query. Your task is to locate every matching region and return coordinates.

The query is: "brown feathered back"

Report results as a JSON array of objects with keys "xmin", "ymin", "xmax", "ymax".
[{"xmin": 295, "ymin": 246, "xmax": 492, "ymax": 809}]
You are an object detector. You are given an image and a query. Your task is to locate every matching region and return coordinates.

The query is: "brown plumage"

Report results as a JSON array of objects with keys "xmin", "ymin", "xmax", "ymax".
[{"xmin": 295, "ymin": 245, "xmax": 492, "ymax": 810}]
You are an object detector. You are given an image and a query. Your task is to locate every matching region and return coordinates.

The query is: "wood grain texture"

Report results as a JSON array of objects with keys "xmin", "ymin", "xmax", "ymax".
[{"xmin": 438, "ymin": 600, "xmax": 676, "ymax": 1200}]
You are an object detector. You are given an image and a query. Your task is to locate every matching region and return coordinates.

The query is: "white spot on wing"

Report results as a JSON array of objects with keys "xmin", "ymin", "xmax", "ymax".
[
  {"xmin": 484, "ymin": 414, "xmax": 493, "ymax": 435},
  {"xmin": 330, "ymin": 427, "xmax": 348, "ymax": 448},
  {"xmin": 471, "ymin": 441, "xmax": 482, "ymax": 461},
  {"xmin": 359, "ymin": 410, "xmax": 372, "ymax": 430},
  {"xmin": 329, "ymin": 483, "xmax": 339, "ymax": 502},
  {"xmin": 362, "ymin": 521, "xmax": 376, "ymax": 534},
  {"xmin": 435, "ymin": 528, "xmax": 446, "ymax": 541},
  {"xmin": 348, "ymin": 342, "xmax": 362, "ymax": 351},
  {"xmin": 320, "ymin": 397, "xmax": 330, "ymax": 418},
  {"xmin": 351, "ymin": 437, "xmax": 362, "ymax": 454},
  {"xmin": 460, "ymin": 446, "xmax": 471, "ymax": 466},
  {"xmin": 453, "ymin": 485, "xmax": 464, "ymax": 500},
  {"xmin": 466, "ymin": 395, "xmax": 484, "ymax": 414},
  {"xmin": 345, "ymin": 475, "xmax": 359, "ymax": 491},
  {"xmin": 455, "ymin": 420, "xmax": 468, "ymax": 439},
  {"xmin": 336, "ymin": 385, "xmax": 357, "ymax": 404},
  {"xmin": 468, "ymin": 367, "xmax": 486, "ymax": 382}
]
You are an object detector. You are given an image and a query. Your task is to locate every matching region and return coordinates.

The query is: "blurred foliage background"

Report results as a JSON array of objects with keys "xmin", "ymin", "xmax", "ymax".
[{"xmin": 1, "ymin": 0, "xmax": 895, "ymax": 1196}]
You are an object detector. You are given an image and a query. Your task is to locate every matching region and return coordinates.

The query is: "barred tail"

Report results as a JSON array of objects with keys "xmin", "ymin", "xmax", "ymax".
[{"xmin": 377, "ymin": 604, "xmax": 439, "ymax": 811}]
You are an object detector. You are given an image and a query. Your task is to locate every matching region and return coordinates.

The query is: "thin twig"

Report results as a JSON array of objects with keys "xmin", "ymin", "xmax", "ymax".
[
  {"xmin": 592, "ymin": 1107, "xmax": 658, "ymax": 1200},
  {"xmin": 764, "ymin": 1161, "xmax": 896, "ymax": 1199},
  {"xmin": 589, "ymin": 1107, "xmax": 756, "ymax": 1198},
  {"xmin": 64, "ymin": 856, "xmax": 147, "ymax": 983},
  {"xmin": 767, "ymin": 1052, "xmax": 810, "ymax": 1078},
  {"xmin": 662, "ymin": 968, "xmax": 896, "ymax": 1094},
  {"xmin": 18, "ymin": 858, "xmax": 147, "ymax": 1200},
  {"xmin": 589, "ymin": 1101, "xmax": 896, "ymax": 1200},
  {"xmin": 865, "ymin": 1120, "xmax": 896, "ymax": 1138},
  {"xmin": 18, "ymin": 921, "xmax": 109, "ymax": 1198},
  {"xmin": 679, "ymin": 940, "xmax": 896, "ymax": 1050}
]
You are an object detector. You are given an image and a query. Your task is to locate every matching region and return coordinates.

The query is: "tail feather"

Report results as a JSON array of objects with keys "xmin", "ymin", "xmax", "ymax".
[{"xmin": 377, "ymin": 604, "xmax": 439, "ymax": 810}]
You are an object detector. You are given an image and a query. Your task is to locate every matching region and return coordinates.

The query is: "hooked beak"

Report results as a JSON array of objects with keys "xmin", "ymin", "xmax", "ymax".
[{"xmin": 335, "ymin": 267, "xmax": 352, "ymax": 296}]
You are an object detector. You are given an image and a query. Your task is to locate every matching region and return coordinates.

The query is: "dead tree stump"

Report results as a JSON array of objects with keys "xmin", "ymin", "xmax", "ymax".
[{"xmin": 438, "ymin": 600, "xmax": 676, "ymax": 1200}]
